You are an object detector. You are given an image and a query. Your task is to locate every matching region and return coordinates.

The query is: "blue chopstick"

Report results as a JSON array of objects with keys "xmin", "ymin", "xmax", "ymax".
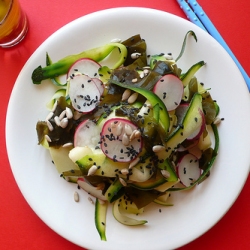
[{"xmin": 176, "ymin": 0, "xmax": 250, "ymax": 91}]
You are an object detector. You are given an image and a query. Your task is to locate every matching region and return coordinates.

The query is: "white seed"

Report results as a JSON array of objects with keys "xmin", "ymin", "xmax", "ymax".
[
  {"xmin": 45, "ymin": 134, "xmax": 52, "ymax": 142},
  {"xmin": 124, "ymin": 124, "xmax": 133, "ymax": 136},
  {"xmin": 127, "ymin": 92, "xmax": 138, "ymax": 104},
  {"xmin": 122, "ymin": 89, "xmax": 131, "ymax": 101},
  {"xmin": 62, "ymin": 142, "xmax": 73, "ymax": 148},
  {"xmin": 88, "ymin": 164, "xmax": 98, "ymax": 176},
  {"xmin": 119, "ymin": 177, "xmax": 127, "ymax": 186},
  {"xmin": 122, "ymin": 133, "xmax": 130, "ymax": 146},
  {"xmin": 134, "ymin": 130, "xmax": 141, "ymax": 138},
  {"xmin": 46, "ymin": 120, "xmax": 54, "ymax": 131},
  {"xmin": 54, "ymin": 116, "xmax": 61, "ymax": 126},
  {"xmin": 88, "ymin": 196, "xmax": 95, "ymax": 204},
  {"xmin": 116, "ymin": 122, "xmax": 123, "ymax": 136},
  {"xmin": 161, "ymin": 169, "xmax": 170, "ymax": 179},
  {"xmin": 129, "ymin": 129, "xmax": 137, "ymax": 141},
  {"xmin": 131, "ymin": 52, "xmax": 141, "ymax": 59},
  {"xmin": 59, "ymin": 110, "xmax": 66, "ymax": 120},
  {"xmin": 132, "ymin": 78, "xmax": 138, "ymax": 83},
  {"xmin": 213, "ymin": 117, "xmax": 223, "ymax": 125},
  {"xmin": 110, "ymin": 38, "xmax": 122, "ymax": 43},
  {"xmin": 46, "ymin": 111, "xmax": 54, "ymax": 121},
  {"xmin": 74, "ymin": 191, "xmax": 79, "ymax": 202},
  {"xmin": 129, "ymin": 157, "xmax": 140, "ymax": 169},
  {"xmin": 51, "ymin": 100, "xmax": 58, "ymax": 112},
  {"xmin": 139, "ymin": 72, "xmax": 145, "ymax": 79},
  {"xmin": 152, "ymin": 145, "xmax": 166, "ymax": 153},
  {"xmin": 60, "ymin": 118, "xmax": 68, "ymax": 128},
  {"xmin": 121, "ymin": 168, "xmax": 129, "ymax": 175},
  {"xmin": 66, "ymin": 107, "xmax": 73, "ymax": 119},
  {"xmin": 164, "ymin": 54, "xmax": 173, "ymax": 60}
]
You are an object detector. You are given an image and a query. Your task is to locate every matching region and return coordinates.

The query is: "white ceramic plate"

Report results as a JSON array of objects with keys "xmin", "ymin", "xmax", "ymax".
[{"xmin": 6, "ymin": 7, "xmax": 250, "ymax": 250}]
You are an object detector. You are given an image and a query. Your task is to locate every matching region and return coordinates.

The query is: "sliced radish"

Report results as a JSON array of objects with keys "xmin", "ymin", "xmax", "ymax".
[
  {"xmin": 67, "ymin": 58, "xmax": 101, "ymax": 79},
  {"xmin": 153, "ymin": 74, "xmax": 184, "ymax": 111},
  {"xmin": 186, "ymin": 108, "xmax": 205, "ymax": 140},
  {"xmin": 176, "ymin": 153, "xmax": 201, "ymax": 187},
  {"xmin": 69, "ymin": 74, "xmax": 101, "ymax": 113},
  {"xmin": 100, "ymin": 118, "xmax": 142, "ymax": 163},
  {"xmin": 77, "ymin": 178, "xmax": 107, "ymax": 201},
  {"xmin": 74, "ymin": 119, "xmax": 101, "ymax": 150},
  {"xmin": 92, "ymin": 78, "xmax": 104, "ymax": 96}
]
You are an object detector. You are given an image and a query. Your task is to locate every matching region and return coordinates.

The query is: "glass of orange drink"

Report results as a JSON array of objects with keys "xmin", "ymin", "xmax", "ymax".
[{"xmin": 0, "ymin": 0, "xmax": 28, "ymax": 48}]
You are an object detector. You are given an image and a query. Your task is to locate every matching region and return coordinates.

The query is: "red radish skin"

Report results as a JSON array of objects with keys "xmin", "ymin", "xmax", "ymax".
[
  {"xmin": 153, "ymin": 74, "xmax": 184, "ymax": 111},
  {"xmin": 69, "ymin": 74, "xmax": 101, "ymax": 113},
  {"xmin": 177, "ymin": 153, "xmax": 201, "ymax": 187},
  {"xmin": 100, "ymin": 118, "xmax": 142, "ymax": 163},
  {"xmin": 67, "ymin": 58, "xmax": 101, "ymax": 79},
  {"xmin": 74, "ymin": 119, "xmax": 101, "ymax": 149}
]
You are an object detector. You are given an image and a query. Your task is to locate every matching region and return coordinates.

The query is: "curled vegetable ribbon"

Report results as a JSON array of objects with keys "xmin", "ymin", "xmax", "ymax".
[{"xmin": 32, "ymin": 43, "xmax": 127, "ymax": 84}]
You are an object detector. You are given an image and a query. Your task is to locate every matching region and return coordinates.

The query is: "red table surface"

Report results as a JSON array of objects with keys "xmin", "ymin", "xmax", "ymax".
[{"xmin": 1, "ymin": 0, "xmax": 250, "ymax": 249}]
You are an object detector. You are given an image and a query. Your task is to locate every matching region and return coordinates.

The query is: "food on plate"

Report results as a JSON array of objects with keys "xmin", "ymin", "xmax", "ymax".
[{"xmin": 33, "ymin": 31, "xmax": 221, "ymax": 241}]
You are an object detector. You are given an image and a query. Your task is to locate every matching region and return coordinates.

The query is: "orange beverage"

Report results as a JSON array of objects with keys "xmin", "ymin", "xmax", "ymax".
[{"xmin": 0, "ymin": 0, "xmax": 28, "ymax": 47}]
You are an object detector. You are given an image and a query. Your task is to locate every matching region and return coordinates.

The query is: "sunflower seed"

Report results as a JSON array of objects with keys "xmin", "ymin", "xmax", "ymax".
[
  {"xmin": 66, "ymin": 107, "xmax": 73, "ymax": 119},
  {"xmin": 121, "ymin": 168, "xmax": 129, "ymax": 175},
  {"xmin": 129, "ymin": 157, "xmax": 140, "ymax": 169},
  {"xmin": 54, "ymin": 116, "xmax": 61, "ymax": 126},
  {"xmin": 119, "ymin": 177, "xmax": 127, "ymax": 186},
  {"xmin": 127, "ymin": 92, "xmax": 138, "ymax": 104},
  {"xmin": 124, "ymin": 124, "xmax": 133, "ymax": 135},
  {"xmin": 60, "ymin": 118, "xmax": 68, "ymax": 128},
  {"xmin": 74, "ymin": 191, "xmax": 79, "ymax": 202},
  {"xmin": 45, "ymin": 134, "xmax": 52, "ymax": 142},
  {"xmin": 161, "ymin": 169, "xmax": 170, "ymax": 178},
  {"xmin": 110, "ymin": 38, "xmax": 122, "ymax": 43},
  {"xmin": 116, "ymin": 122, "xmax": 123, "ymax": 136},
  {"xmin": 88, "ymin": 164, "xmax": 98, "ymax": 176},
  {"xmin": 59, "ymin": 110, "xmax": 66, "ymax": 120},
  {"xmin": 131, "ymin": 52, "xmax": 141, "ymax": 59},
  {"xmin": 46, "ymin": 111, "xmax": 54, "ymax": 121},
  {"xmin": 122, "ymin": 133, "xmax": 130, "ymax": 146},
  {"xmin": 152, "ymin": 145, "xmax": 165, "ymax": 152},
  {"xmin": 122, "ymin": 89, "xmax": 131, "ymax": 101},
  {"xmin": 46, "ymin": 120, "xmax": 54, "ymax": 131},
  {"xmin": 62, "ymin": 142, "xmax": 73, "ymax": 148}
]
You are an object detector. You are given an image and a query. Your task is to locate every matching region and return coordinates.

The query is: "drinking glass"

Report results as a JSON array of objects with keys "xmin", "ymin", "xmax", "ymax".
[{"xmin": 0, "ymin": 0, "xmax": 28, "ymax": 48}]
